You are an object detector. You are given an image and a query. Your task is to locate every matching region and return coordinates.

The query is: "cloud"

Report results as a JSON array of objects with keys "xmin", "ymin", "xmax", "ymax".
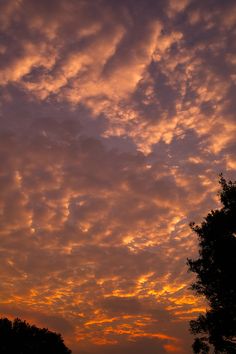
[
  {"xmin": 0, "ymin": 108, "xmax": 214, "ymax": 353},
  {"xmin": 93, "ymin": 337, "xmax": 168, "ymax": 354},
  {"xmin": 1, "ymin": 0, "xmax": 234, "ymax": 155},
  {"xmin": 0, "ymin": 303, "xmax": 73, "ymax": 335},
  {"xmin": 0, "ymin": 1, "xmax": 236, "ymax": 353}
]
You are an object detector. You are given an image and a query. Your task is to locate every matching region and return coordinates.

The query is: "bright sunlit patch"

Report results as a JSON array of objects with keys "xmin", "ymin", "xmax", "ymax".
[{"xmin": 164, "ymin": 344, "xmax": 183, "ymax": 352}]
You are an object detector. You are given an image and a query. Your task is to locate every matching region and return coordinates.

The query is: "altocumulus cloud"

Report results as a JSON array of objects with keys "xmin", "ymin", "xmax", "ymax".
[{"xmin": 0, "ymin": 0, "xmax": 236, "ymax": 353}]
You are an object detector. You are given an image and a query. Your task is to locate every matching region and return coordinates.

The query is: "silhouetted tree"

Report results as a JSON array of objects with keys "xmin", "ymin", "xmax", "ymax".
[
  {"xmin": 0, "ymin": 317, "xmax": 72, "ymax": 354},
  {"xmin": 187, "ymin": 175, "xmax": 236, "ymax": 353}
]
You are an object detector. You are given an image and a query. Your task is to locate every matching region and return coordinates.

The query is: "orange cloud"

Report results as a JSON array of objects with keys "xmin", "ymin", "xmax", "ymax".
[{"xmin": 1, "ymin": 1, "xmax": 236, "ymax": 354}]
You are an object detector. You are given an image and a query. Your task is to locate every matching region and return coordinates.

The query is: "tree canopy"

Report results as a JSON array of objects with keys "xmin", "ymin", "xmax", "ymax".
[
  {"xmin": 187, "ymin": 175, "xmax": 236, "ymax": 353},
  {"xmin": 0, "ymin": 317, "xmax": 72, "ymax": 354}
]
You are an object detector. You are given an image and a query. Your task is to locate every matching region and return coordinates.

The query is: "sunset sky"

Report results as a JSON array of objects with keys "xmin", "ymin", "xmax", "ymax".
[{"xmin": 0, "ymin": 0, "xmax": 236, "ymax": 353}]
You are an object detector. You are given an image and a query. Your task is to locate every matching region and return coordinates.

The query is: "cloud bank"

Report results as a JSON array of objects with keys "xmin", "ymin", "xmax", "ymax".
[{"xmin": 0, "ymin": 0, "xmax": 236, "ymax": 353}]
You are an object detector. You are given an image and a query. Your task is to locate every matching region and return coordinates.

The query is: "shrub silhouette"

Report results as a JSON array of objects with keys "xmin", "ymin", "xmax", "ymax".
[
  {"xmin": 0, "ymin": 317, "xmax": 72, "ymax": 354},
  {"xmin": 187, "ymin": 175, "xmax": 236, "ymax": 353}
]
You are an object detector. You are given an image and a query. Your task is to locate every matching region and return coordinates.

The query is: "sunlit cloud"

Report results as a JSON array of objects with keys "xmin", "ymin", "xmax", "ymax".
[{"xmin": 0, "ymin": 0, "xmax": 236, "ymax": 353}]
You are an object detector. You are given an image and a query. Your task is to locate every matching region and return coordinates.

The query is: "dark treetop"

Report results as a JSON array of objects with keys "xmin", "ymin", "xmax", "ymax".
[
  {"xmin": 0, "ymin": 317, "xmax": 72, "ymax": 354},
  {"xmin": 187, "ymin": 175, "xmax": 236, "ymax": 353}
]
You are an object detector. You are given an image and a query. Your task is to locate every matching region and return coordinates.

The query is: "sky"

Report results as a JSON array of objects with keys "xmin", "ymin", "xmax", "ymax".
[{"xmin": 0, "ymin": 0, "xmax": 236, "ymax": 353}]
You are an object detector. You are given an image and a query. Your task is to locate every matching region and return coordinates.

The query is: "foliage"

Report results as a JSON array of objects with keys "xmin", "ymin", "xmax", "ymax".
[
  {"xmin": 0, "ymin": 317, "xmax": 72, "ymax": 354},
  {"xmin": 187, "ymin": 175, "xmax": 236, "ymax": 353}
]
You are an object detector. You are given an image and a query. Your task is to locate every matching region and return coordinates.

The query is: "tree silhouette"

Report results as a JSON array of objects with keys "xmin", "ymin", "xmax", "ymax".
[
  {"xmin": 0, "ymin": 317, "xmax": 72, "ymax": 354},
  {"xmin": 187, "ymin": 175, "xmax": 236, "ymax": 353}
]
